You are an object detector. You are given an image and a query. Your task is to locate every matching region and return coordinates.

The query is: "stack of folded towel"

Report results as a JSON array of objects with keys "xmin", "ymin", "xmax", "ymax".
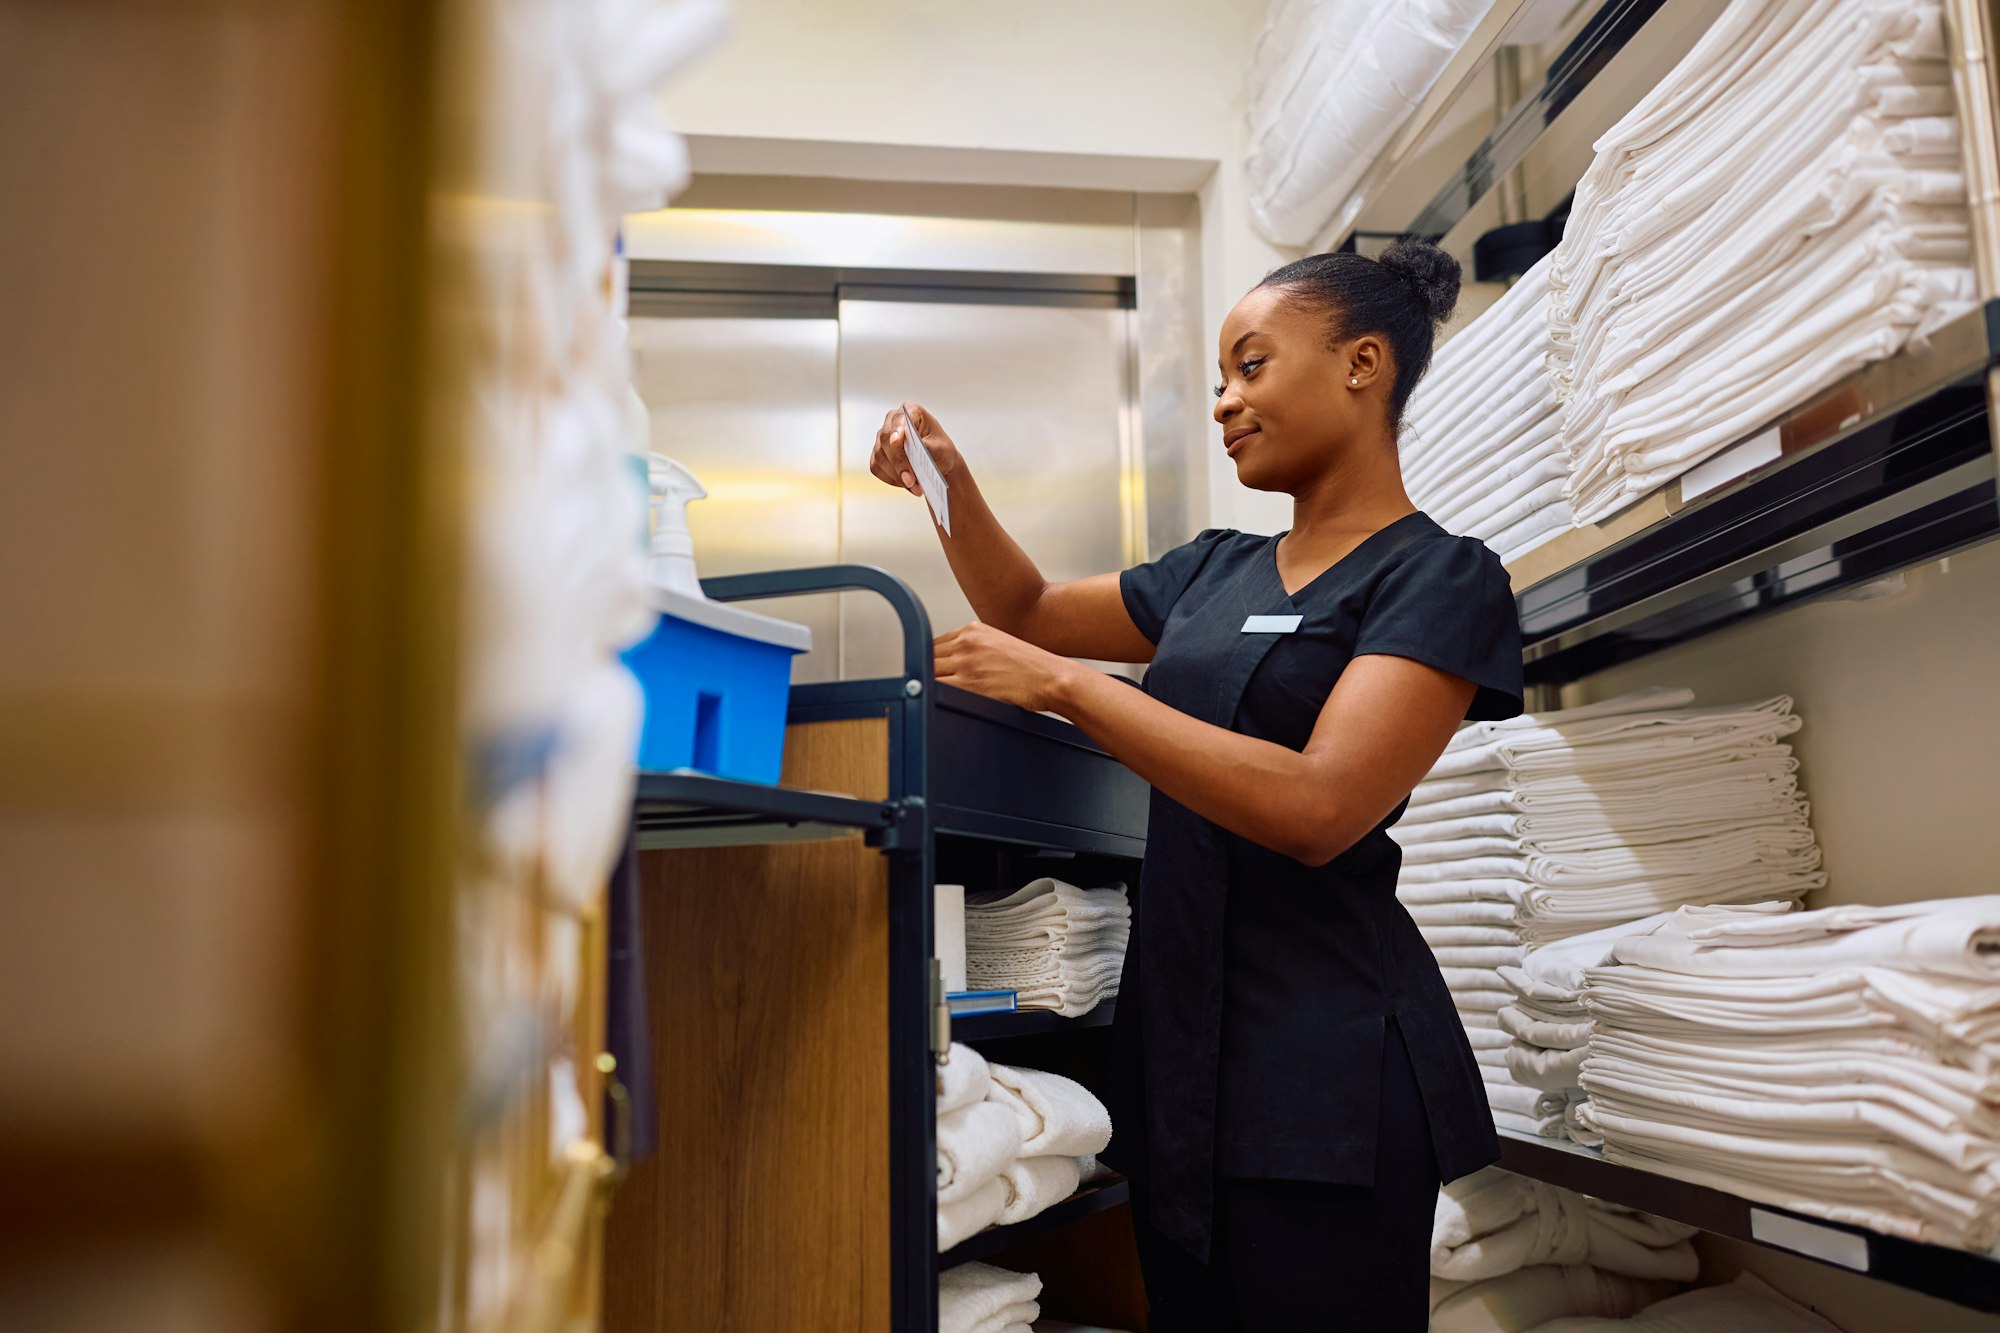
[
  {"xmin": 1574, "ymin": 896, "xmax": 2000, "ymax": 1250},
  {"xmin": 1396, "ymin": 690, "xmax": 1825, "ymax": 1137},
  {"xmin": 966, "ymin": 878, "xmax": 1130, "ymax": 1018},
  {"xmin": 1520, "ymin": 1272, "xmax": 1841, "ymax": 1333},
  {"xmin": 935, "ymin": 1043, "xmax": 1115, "ymax": 1251},
  {"xmin": 1496, "ymin": 912, "xmax": 1677, "ymax": 1146},
  {"xmin": 1402, "ymin": 257, "xmax": 1572, "ymax": 563},
  {"xmin": 1428, "ymin": 1168, "xmax": 1697, "ymax": 1333},
  {"xmin": 940, "ymin": 1262, "xmax": 1041, "ymax": 1333},
  {"xmin": 1549, "ymin": 0, "xmax": 1975, "ymax": 524}
]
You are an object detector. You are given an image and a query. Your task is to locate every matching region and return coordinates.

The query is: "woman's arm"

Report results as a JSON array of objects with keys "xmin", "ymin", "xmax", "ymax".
[
  {"xmin": 870, "ymin": 403, "xmax": 1157, "ymax": 664},
  {"xmin": 933, "ymin": 623, "xmax": 1474, "ymax": 866}
]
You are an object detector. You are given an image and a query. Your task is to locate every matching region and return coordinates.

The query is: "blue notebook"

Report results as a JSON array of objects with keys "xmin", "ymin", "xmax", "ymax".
[{"xmin": 946, "ymin": 990, "xmax": 1018, "ymax": 1016}]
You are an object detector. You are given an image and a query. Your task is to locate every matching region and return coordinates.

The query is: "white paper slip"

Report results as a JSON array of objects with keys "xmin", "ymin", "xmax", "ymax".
[
  {"xmin": 901, "ymin": 406, "xmax": 951, "ymax": 536},
  {"xmin": 1241, "ymin": 614, "xmax": 1303, "ymax": 634}
]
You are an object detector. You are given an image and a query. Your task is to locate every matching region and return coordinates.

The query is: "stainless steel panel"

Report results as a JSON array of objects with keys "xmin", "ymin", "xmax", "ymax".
[
  {"xmin": 836, "ymin": 298, "xmax": 1139, "ymax": 681},
  {"xmin": 628, "ymin": 314, "xmax": 843, "ymax": 681},
  {"xmin": 1135, "ymin": 193, "xmax": 1209, "ymax": 557}
]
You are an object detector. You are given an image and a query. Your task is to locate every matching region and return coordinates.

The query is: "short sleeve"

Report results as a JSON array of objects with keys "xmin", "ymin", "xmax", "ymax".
[
  {"xmin": 1354, "ymin": 537, "xmax": 1524, "ymax": 721},
  {"xmin": 1119, "ymin": 528, "xmax": 1236, "ymax": 644}
]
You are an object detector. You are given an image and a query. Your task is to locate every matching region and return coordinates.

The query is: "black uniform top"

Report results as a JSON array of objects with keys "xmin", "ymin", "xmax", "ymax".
[{"xmin": 1100, "ymin": 512, "xmax": 1525, "ymax": 1262}]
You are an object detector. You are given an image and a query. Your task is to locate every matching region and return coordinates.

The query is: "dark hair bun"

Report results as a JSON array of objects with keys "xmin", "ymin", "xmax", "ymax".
[{"xmin": 1378, "ymin": 239, "xmax": 1461, "ymax": 326}]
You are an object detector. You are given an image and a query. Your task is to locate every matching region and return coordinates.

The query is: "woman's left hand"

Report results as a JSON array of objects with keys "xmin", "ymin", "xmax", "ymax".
[{"xmin": 934, "ymin": 622, "xmax": 1081, "ymax": 713}]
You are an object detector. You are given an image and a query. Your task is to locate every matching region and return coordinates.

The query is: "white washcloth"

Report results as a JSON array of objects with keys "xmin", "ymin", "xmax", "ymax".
[
  {"xmin": 939, "ymin": 1260, "xmax": 1043, "ymax": 1333},
  {"xmin": 937, "ymin": 1042, "xmax": 993, "ymax": 1117},
  {"xmin": 938, "ymin": 1101, "xmax": 1023, "ymax": 1204},
  {"xmin": 995, "ymin": 1154, "xmax": 1084, "ymax": 1225},
  {"xmin": 987, "ymin": 1063, "xmax": 1113, "ymax": 1157}
]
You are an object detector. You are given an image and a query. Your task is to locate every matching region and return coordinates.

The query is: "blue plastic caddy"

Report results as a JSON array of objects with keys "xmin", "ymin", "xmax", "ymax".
[{"xmin": 623, "ymin": 586, "xmax": 812, "ymax": 784}]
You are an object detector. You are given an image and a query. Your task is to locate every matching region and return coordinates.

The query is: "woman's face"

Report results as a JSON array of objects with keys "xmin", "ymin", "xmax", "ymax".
[{"xmin": 1213, "ymin": 284, "xmax": 1386, "ymax": 493}]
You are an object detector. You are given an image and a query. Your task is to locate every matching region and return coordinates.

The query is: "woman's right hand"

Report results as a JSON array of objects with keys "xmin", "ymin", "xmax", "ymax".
[{"xmin": 870, "ymin": 402, "xmax": 963, "ymax": 497}]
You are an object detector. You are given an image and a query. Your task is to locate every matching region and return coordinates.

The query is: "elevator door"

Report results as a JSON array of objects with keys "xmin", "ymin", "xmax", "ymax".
[
  {"xmin": 629, "ymin": 270, "xmax": 1140, "ymax": 681},
  {"xmin": 836, "ymin": 295, "xmax": 1138, "ymax": 680}
]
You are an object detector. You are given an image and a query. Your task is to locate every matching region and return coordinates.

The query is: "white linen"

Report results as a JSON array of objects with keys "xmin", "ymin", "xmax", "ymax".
[
  {"xmin": 938, "ymin": 1101, "xmax": 1023, "ymax": 1204},
  {"xmin": 1430, "ymin": 1265, "xmax": 1679, "ymax": 1333},
  {"xmin": 1549, "ymin": 0, "xmax": 1974, "ymax": 523},
  {"xmin": 1402, "ymin": 693, "xmax": 1824, "ymax": 1141},
  {"xmin": 1523, "ymin": 1272, "xmax": 1840, "ymax": 1333},
  {"xmin": 986, "ymin": 1063, "xmax": 1114, "ymax": 1158},
  {"xmin": 1245, "ymin": 0, "xmax": 1501, "ymax": 246},
  {"xmin": 966, "ymin": 878, "xmax": 1129, "ymax": 1017},
  {"xmin": 937, "ymin": 1042, "xmax": 993, "ymax": 1117},
  {"xmin": 1433, "ymin": 1167, "xmax": 1699, "ymax": 1283},
  {"xmin": 939, "ymin": 1260, "xmax": 1043, "ymax": 1333},
  {"xmin": 1577, "ymin": 897, "xmax": 2000, "ymax": 1247},
  {"xmin": 938, "ymin": 1175, "xmax": 1008, "ymax": 1252},
  {"xmin": 995, "ymin": 1154, "xmax": 1085, "ymax": 1226},
  {"xmin": 1613, "ymin": 896, "xmax": 2000, "ymax": 980}
]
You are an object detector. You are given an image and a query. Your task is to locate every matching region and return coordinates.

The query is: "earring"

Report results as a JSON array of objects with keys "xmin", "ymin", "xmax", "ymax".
[{"xmin": 1349, "ymin": 377, "xmax": 1360, "ymax": 387}]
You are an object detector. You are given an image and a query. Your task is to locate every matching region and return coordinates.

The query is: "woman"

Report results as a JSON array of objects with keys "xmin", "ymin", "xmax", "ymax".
[{"xmin": 872, "ymin": 240, "xmax": 1523, "ymax": 1329}]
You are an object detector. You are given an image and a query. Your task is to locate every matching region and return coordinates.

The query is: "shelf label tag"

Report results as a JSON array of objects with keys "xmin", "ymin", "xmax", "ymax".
[
  {"xmin": 1750, "ymin": 1208, "xmax": 1869, "ymax": 1271},
  {"xmin": 1681, "ymin": 426, "xmax": 1783, "ymax": 501}
]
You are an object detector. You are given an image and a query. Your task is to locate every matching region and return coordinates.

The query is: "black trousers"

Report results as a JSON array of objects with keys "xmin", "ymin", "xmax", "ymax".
[{"xmin": 1133, "ymin": 1027, "xmax": 1441, "ymax": 1331}]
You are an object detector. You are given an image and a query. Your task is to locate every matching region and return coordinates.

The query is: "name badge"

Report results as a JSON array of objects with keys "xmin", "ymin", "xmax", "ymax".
[{"xmin": 1240, "ymin": 614, "xmax": 1303, "ymax": 634}]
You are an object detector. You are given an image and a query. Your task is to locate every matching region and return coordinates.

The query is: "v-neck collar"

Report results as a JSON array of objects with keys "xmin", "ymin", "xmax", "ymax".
[{"xmin": 1269, "ymin": 511, "xmax": 1431, "ymax": 602}]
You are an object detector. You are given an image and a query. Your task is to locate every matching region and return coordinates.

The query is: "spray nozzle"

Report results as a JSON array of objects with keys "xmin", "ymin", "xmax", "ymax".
[{"xmin": 647, "ymin": 453, "xmax": 707, "ymax": 597}]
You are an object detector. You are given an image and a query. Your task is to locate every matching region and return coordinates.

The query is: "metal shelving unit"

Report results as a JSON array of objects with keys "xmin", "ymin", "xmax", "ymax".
[
  {"xmin": 1323, "ymin": 0, "xmax": 2000, "ymax": 1318},
  {"xmin": 617, "ymin": 565, "xmax": 1148, "ymax": 1333},
  {"xmin": 1498, "ymin": 1133, "xmax": 2000, "ymax": 1314}
]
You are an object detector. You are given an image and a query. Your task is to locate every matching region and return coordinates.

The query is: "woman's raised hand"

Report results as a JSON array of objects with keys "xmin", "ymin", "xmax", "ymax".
[{"xmin": 870, "ymin": 401, "xmax": 962, "ymax": 497}]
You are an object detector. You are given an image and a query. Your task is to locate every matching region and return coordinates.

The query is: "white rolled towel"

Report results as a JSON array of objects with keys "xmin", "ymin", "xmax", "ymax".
[
  {"xmin": 938, "ymin": 1042, "xmax": 993, "ymax": 1117},
  {"xmin": 996, "ymin": 1154, "xmax": 1085, "ymax": 1224},
  {"xmin": 939, "ymin": 1101, "xmax": 1023, "ymax": 1203},
  {"xmin": 938, "ymin": 1176, "xmax": 1007, "ymax": 1252},
  {"xmin": 988, "ymin": 1063, "xmax": 1113, "ymax": 1157},
  {"xmin": 939, "ymin": 1260, "xmax": 1042, "ymax": 1333}
]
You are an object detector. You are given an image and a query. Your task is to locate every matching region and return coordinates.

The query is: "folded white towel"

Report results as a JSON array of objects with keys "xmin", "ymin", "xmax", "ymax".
[
  {"xmin": 987, "ymin": 1063, "xmax": 1113, "ymax": 1157},
  {"xmin": 938, "ymin": 1175, "xmax": 1007, "ymax": 1252},
  {"xmin": 1508, "ymin": 1042, "xmax": 1590, "ymax": 1093},
  {"xmin": 938, "ymin": 1101, "xmax": 1023, "ymax": 1204},
  {"xmin": 1501, "ymin": 1005, "xmax": 1594, "ymax": 1050},
  {"xmin": 1433, "ymin": 1167, "xmax": 1700, "ymax": 1283},
  {"xmin": 996, "ymin": 1154, "xmax": 1084, "ymax": 1225},
  {"xmin": 1484, "ymin": 1080, "xmax": 1570, "ymax": 1121},
  {"xmin": 937, "ymin": 1042, "xmax": 993, "ymax": 1117},
  {"xmin": 1429, "ymin": 1265, "xmax": 1679, "ymax": 1333},
  {"xmin": 939, "ymin": 1260, "xmax": 1043, "ymax": 1333}
]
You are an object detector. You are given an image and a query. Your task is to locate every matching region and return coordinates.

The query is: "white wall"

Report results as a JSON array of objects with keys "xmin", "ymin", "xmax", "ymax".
[
  {"xmin": 660, "ymin": 0, "xmax": 1294, "ymax": 535},
  {"xmin": 1570, "ymin": 543, "xmax": 2000, "ymax": 909},
  {"xmin": 665, "ymin": 0, "xmax": 1258, "ymax": 173}
]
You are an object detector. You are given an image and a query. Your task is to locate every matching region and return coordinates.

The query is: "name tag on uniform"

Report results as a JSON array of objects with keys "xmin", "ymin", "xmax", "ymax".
[{"xmin": 1240, "ymin": 614, "xmax": 1303, "ymax": 634}]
